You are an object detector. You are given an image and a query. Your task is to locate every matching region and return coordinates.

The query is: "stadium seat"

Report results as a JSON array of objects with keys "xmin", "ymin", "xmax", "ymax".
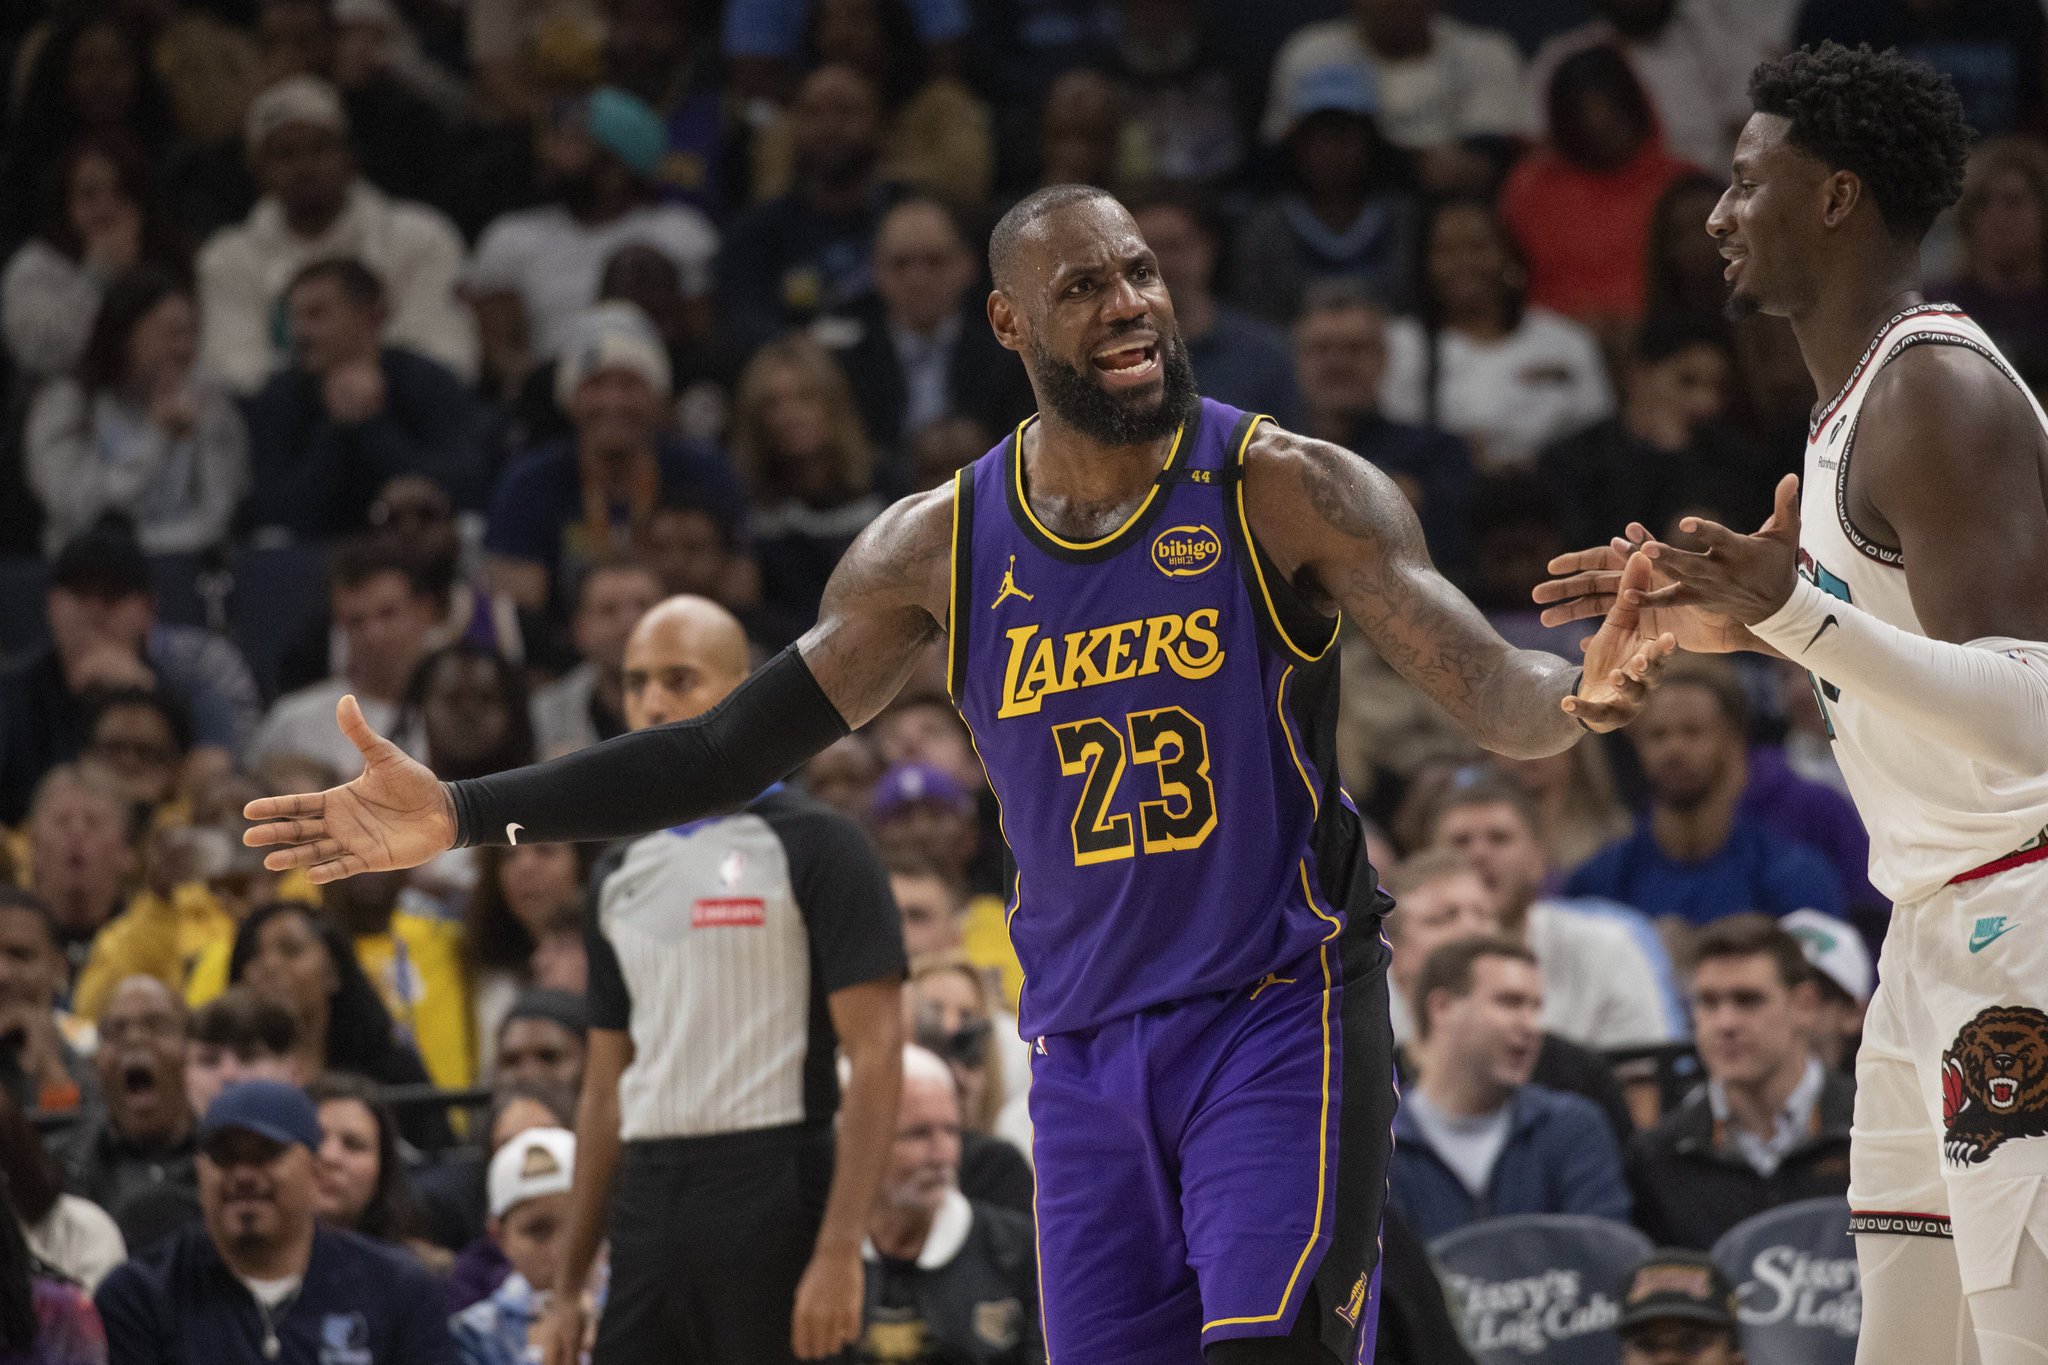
[
  {"xmin": 1710, "ymin": 1197, "xmax": 1858, "ymax": 1365},
  {"xmin": 1429, "ymin": 1214, "xmax": 1654, "ymax": 1365}
]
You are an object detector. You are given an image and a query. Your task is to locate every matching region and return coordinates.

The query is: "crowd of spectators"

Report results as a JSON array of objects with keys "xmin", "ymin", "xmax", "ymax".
[{"xmin": 0, "ymin": 0, "xmax": 2041, "ymax": 1358}]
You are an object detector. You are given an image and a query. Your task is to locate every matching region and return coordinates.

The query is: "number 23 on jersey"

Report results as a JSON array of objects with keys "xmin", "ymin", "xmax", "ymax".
[{"xmin": 1051, "ymin": 706, "xmax": 1217, "ymax": 865}]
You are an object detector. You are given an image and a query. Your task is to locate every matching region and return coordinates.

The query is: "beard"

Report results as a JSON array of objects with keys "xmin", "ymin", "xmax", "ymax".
[
  {"xmin": 1030, "ymin": 326, "xmax": 1198, "ymax": 446},
  {"xmin": 1723, "ymin": 288, "xmax": 1762, "ymax": 322}
]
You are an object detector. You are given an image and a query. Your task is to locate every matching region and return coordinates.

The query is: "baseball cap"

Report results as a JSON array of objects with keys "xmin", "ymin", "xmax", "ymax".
[
  {"xmin": 871, "ymin": 762, "xmax": 974, "ymax": 820},
  {"xmin": 1781, "ymin": 909, "xmax": 1873, "ymax": 1005},
  {"xmin": 1279, "ymin": 63, "xmax": 1380, "ymax": 138},
  {"xmin": 587, "ymin": 86, "xmax": 666, "ymax": 179},
  {"xmin": 556, "ymin": 302, "xmax": 672, "ymax": 405},
  {"xmin": 1614, "ymin": 1248, "xmax": 1739, "ymax": 1335},
  {"xmin": 489, "ymin": 1126, "xmax": 576, "ymax": 1218},
  {"xmin": 200, "ymin": 1079, "xmax": 324, "ymax": 1153},
  {"xmin": 52, "ymin": 516, "xmax": 151, "ymax": 600},
  {"xmin": 245, "ymin": 74, "xmax": 347, "ymax": 155}
]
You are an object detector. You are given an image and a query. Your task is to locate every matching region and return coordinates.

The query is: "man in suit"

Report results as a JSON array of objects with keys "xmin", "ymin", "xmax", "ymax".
[{"xmin": 817, "ymin": 199, "xmax": 1035, "ymax": 497}]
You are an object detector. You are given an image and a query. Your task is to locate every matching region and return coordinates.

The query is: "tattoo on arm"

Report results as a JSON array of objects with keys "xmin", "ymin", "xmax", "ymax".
[
  {"xmin": 797, "ymin": 486, "xmax": 954, "ymax": 728},
  {"xmin": 1280, "ymin": 432, "xmax": 1580, "ymax": 757}
]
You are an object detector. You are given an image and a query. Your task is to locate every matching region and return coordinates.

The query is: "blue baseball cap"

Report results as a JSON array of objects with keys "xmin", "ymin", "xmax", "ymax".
[
  {"xmin": 200, "ymin": 1080, "xmax": 323, "ymax": 1153},
  {"xmin": 1282, "ymin": 62, "xmax": 1380, "ymax": 134},
  {"xmin": 587, "ymin": 86, "xmax": 666, "ymax": 179},
  {"xmin": 871, "ymin": 762, "xmax": 974, "ymax": 820}
]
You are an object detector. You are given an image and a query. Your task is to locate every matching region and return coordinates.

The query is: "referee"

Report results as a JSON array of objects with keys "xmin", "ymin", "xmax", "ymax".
[{"xmin": 542, "ymin": 597, "xmax": 906, "ymax": 1364}]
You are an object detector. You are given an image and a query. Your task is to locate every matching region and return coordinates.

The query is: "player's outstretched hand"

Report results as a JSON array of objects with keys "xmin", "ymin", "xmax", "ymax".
[
  {"xmin": 241, "ymin": 695, "xmax": 456, "ymax": 882},
  {"xmin": 1565, "ymin": 550, "xmax": 1677, "ymax": 732},
  {"xmin": 1534, "ymin": 530, "xmax": 1764, "ymax": 655},
  {"xmin": 1635, "ymin": 473, "xmax": 1802, "ymax": 625}
]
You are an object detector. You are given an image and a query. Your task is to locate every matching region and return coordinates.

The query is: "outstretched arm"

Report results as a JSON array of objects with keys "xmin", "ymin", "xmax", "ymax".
[
  {"xmin": 246, "ymin": 488, "xmax": 955, "ymax": 879},
  {"xmin": 1245, "ymin": 426, "xmax": 1672, "ymax": 759},
  {"xmin": 1622, "ymin": 384, "xmax": 2048, "ymax": 777}
]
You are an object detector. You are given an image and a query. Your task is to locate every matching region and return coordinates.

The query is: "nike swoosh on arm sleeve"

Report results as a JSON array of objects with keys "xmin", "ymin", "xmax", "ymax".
[{"xmin": 447, "ymin": 646, "xmax": 850, "ymax": 847}]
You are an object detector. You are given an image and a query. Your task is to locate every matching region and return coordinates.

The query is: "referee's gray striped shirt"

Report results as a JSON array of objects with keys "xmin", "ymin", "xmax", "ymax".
[{"xmin": 586, "ymin": 787, "xmax": 907, "ymax": 1141}]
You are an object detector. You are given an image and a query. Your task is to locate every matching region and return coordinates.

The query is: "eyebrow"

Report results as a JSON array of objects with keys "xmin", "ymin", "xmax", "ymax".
[{"xmin": 1049, "ymin": 248, "xmax": 1154, "ymax": 290}]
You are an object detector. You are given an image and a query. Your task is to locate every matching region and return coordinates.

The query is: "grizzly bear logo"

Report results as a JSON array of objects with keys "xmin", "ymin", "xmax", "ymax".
[{"xmin": 1942, "ymin": 1005, "xmax": 2048, "ymax": 1166}]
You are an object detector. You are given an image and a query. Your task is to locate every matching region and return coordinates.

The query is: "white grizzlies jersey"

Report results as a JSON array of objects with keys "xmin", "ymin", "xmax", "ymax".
[{"xmin": 1800, "ymin": 303, "xmax": 2048, "ymax": 902}]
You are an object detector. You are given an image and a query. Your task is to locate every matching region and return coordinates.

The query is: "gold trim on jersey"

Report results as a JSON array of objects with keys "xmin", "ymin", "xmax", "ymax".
[
  {"xmin": 1231, "ymin": 416, "xmax": 1341, "ymax": 663},
  {"xmin": 1201, "ymin": 941, "xmax": 1334, "ymax": 1334},
  {"xmin": 1012, "ymin": 416, "xmax": 1188, "ymax": 551}
]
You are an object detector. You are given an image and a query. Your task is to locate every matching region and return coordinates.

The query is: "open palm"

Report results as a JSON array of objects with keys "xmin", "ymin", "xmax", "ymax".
[
  {"xmin": 1535, "ymin": 534, "xmax": 1763, "ymax": 655},
  {"xmin": 243, "ymin": 696, "xmax": 457, "ymax": 882}
]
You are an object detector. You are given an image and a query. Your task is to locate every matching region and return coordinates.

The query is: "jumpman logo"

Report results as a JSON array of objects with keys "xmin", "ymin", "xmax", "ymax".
[
  {"xmin": 990, "ymin": 555, "xmax": 1035, "ymax": 610},
  {"xmin": 1249, "ymin": 972, "xmax": 1296, "ymax": 1001}
]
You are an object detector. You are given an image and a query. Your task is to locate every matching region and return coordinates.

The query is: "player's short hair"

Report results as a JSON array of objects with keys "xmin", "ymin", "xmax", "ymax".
[
  {"xmin": 1657, "ymin": 655, "xmax": 1751, "ymax": 737},
  {"xmin": 1749, "ymin": 42, "xmax": 1972, "ymax": 242},
  {"xmin": 1690, "ymin": 912, "xmax": 1814, "ymax": 993},
  {"xmin": 989, "ymin": 183, "xmax": 1117, "ymax": 295},
  {"xmin": 1414, "ymin": 934, "xmax": 1538, "ymax": 1041},
  {"xmin": 189, "ymin": 985, "xmax": 299, "ymax": 1056},
  {"xmin": 288, "ymin": 255, "xmax": 383, "ymax": 309},
  {"xmin": 1429, "ymin": 774, "xmax": 1541, "ymax": 845}
]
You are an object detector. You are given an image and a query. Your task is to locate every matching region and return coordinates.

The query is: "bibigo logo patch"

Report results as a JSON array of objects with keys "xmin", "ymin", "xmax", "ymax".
[{"xmin": 1151, "ymin": 524, "xmax": 1222, "ymax": 578}]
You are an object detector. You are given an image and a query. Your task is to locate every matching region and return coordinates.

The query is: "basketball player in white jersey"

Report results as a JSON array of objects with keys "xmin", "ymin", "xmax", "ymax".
[{"xmin": 1537, "ymin": 42, "xmax": 2048, "ymax": 1365}]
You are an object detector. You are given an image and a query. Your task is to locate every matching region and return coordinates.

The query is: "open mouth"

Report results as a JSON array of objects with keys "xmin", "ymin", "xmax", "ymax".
[
  {"xmin": 1091, "ymin": 339, "xmax": 1160, "ymax": 388},
  {"xmin": 1991, "ymin": 1077, "xmax": 2019, "ymax": 1108},
  {"xmin": 121, "ymin": 1062, "xmax": 159, "ymax": 1098},
  {"xmin": 1721, "ymin": 249, "xmax": 1746, "ymax": 282}
]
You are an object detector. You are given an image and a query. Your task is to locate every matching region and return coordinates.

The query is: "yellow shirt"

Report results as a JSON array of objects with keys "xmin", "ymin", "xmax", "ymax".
[
  {"xmin": 961, "ymin": 892, "xmax": 1023, "ymax": 1014},
  {"xmin": 74, "ymin": 883, "xmax": 235, "ymax": 1020},
  {"xmin": 355, "ymin": 910, "xmax": 474, "ymax": 1091}
]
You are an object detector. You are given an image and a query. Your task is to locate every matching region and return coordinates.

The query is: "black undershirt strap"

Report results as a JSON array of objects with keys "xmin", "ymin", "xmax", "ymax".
[{"xmin": 447, "ymin": 646, "xmax": 850, "ymax": 847}]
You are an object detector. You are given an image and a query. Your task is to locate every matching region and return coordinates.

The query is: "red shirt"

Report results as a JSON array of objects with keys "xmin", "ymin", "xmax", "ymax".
[{"xmin": 1501, "ymin": 140, "xmax": 1698, "ymax": 323}]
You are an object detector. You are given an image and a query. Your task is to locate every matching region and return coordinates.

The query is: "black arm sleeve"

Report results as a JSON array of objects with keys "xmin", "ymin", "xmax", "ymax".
[{"xmin": 447, "ymin": 646, "xmax": 849, "ymax": 847}]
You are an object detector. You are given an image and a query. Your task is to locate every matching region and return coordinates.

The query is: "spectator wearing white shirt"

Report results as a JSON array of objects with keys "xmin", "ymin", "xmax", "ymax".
[
  {"xmin": 469, "ymin": 86, "xmax": 717, "ymax": 393},
  {"xmin": 1379, "ymin": 195, "xmax": 1612, "ymax": 470},
  {"xmin": 2, "ymin": 135, "xmax": 192, "ymax": 385},
  {"xmin": 1431, "ymin": 776, "xmax": 1682, "ymax": 1049},
  {"xmin": 27, "ymin": 266, "xmax": 247, "ymax": 556},
  {"xmin": 197, "ymin": 75, "xmax": 476, "ymax": 395},
  {"xmin": 1263, "ymin": 0, "xmax": 1525, "ymax": 193}
]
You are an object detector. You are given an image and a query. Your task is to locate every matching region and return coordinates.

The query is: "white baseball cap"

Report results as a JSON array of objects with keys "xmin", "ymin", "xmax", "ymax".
[
  {"xmin": 489, "ymin": 1126, "xmax": 576, "ymax": 1218},
  {"xmin": 1781, "ymin": 909, "xmax": 1872, "ymax": 1005},
  {"xmin": 555, "ymin": 303, "xmax": 671, "ymax": 405}
]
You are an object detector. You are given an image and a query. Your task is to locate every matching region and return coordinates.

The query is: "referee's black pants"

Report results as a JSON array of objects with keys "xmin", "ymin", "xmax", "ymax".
[{"xmin": 594, "ymin": 1122, "xmax": 840, "ymax": 1365}]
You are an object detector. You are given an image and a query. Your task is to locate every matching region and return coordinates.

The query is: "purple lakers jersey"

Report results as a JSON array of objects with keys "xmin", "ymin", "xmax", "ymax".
[{"xmin": 949, "ymin": 397, "xmax": 1384, "ymax": 1037}]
